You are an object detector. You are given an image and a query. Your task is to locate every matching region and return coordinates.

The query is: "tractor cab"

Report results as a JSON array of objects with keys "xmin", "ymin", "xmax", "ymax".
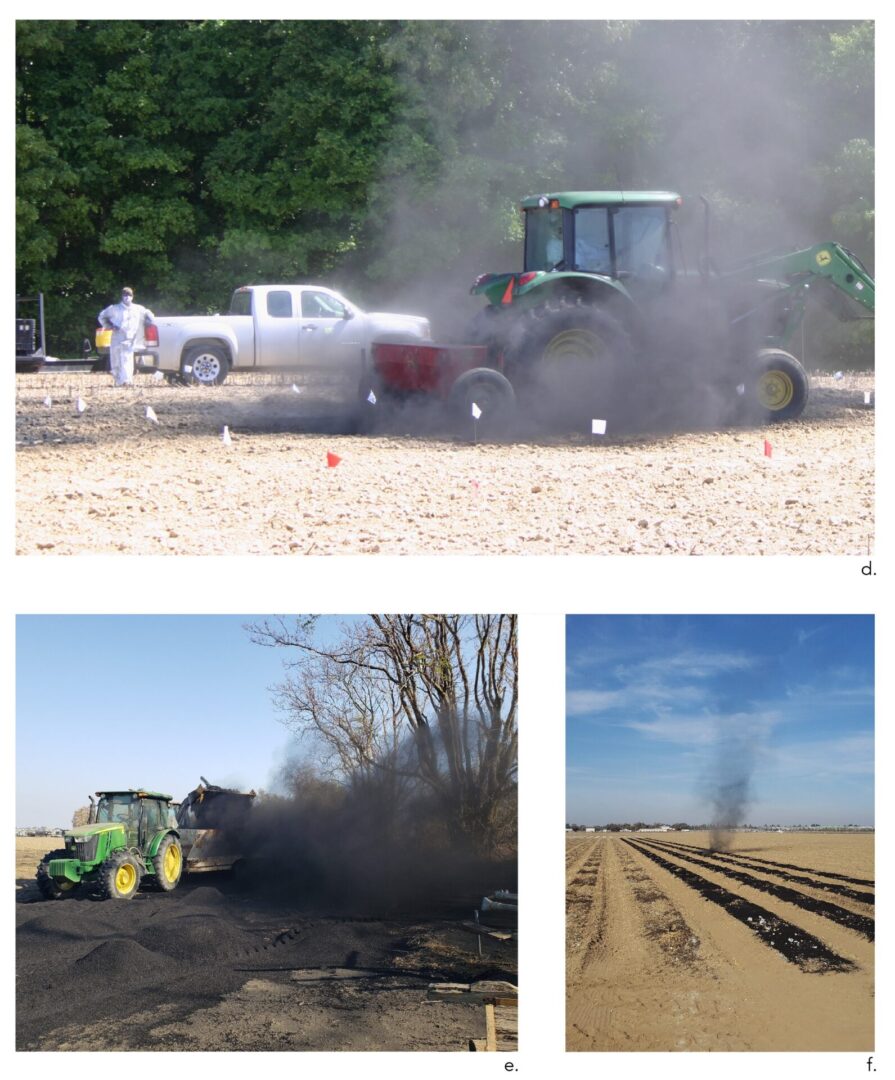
[
  {"xmin": 522, "ymin": 191, "xmax": 680, "ymax": 299},
  {"xmin": 92, "ymin": 790, "xmax": 176, "ymax": 850}
]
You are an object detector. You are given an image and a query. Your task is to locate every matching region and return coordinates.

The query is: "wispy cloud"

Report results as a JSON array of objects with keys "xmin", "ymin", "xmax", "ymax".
[
  {"xmin": 771, "ymin": 734, "xmax": 874, "ymax": 779},
  {"xmin": 623, "ymin": 709, "xmax": 780, "ymax": 746},
  {"xmin": 568, "ymin": 645, "xmax": 756, "ymax": 720},
  {"xmin": 615, "ymin": 649, "xmax": 755, "ymax": 682},
  {"xmin": 785, "ymin": 682, "xmax": 874, "ymax": 705},
  {"xmin": 566, "ymin": 689, "xmax": 625, "ymax": 716}
]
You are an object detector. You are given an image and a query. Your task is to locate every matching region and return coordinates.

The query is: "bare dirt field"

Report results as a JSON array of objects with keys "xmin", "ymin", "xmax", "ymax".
[
  {"xmin": 566, "ymin": 831, "xmax": 873, "ymax": 1051},
  {"xmin": 17, "ymin": 838, "xmax": 517, "ymax": 1051},
  {"xmin": 15, "ymin": 370, "xmax": 873, "ymax": 555}
]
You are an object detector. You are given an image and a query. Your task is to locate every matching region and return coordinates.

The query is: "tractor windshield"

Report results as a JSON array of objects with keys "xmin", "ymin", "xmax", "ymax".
[
  {"xmin": 524, "ymin": 208, "xmax": 565, "ymax": 271},
  {"xmin": 96, "ymin": 794, "xmax": 138, "ymax": 825}
]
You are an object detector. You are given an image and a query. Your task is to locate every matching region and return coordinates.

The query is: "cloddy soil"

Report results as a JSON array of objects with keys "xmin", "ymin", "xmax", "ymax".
[
  {"xmin": 15, "ymin": 370, "xmax": 873, "ymax": 555},
  {"xmin": 16, "ymin": 839, "xmax": 517, "ymax": 1051},
  {"xmin": 566, "ymin": 831, "xmax": 874, "ymax": 1051}
]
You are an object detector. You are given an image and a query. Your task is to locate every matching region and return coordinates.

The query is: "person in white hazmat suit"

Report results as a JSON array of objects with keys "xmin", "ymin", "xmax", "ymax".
[{"xmin": 98, "ymin": 286, "xmax": 155, "ymax": 386}]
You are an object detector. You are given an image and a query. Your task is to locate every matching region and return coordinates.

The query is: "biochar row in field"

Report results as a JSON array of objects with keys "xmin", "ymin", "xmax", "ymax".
[
  {"xmin": 636, "ymin": 838, "xmax": 875, "ymax": 941},
  {"xmin": 646, "ymin": 839, "xmax": 874, "ymax": 905},
  {"xmin": 623, "ymin": 839, "xmax": 856, "ymax": 973},
  {"xmin": 654, "ymin": 838, "xmax": 875, "ymax": 888}
]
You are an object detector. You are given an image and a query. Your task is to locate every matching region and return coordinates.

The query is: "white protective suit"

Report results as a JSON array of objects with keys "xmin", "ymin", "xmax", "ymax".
[{"xmin": 98, "ymin": 296, "xmax": 155, "ymax": 386}]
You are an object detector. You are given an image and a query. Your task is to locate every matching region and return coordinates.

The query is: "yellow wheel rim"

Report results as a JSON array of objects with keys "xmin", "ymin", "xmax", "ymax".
[
  {"xmin": 758, "ymin": 370, "xmax": 794, "ymax": 411},
  {"xmin": 543, "ymin": 328, "xmax": 604, "ymax": 362},
  {"xmin": 164, "ymin": 844, "xmax": 181, "ymax": 883},
  {"xmin": 115, "ymin": 863, "xmax": 137, "ymax": 894},
  {"xmin": 58, "ymin": 879, "xmax": 75, "ymax": 892}
]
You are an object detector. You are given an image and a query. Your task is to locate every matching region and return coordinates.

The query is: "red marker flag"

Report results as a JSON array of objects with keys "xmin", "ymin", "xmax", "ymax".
[
  {"xmin": 763, "ymin": 440, "xmax": 772, "ymax": 458},
  {"xmin": 326, "ymin": 452, "xmax": 342, "ymax": 468}
]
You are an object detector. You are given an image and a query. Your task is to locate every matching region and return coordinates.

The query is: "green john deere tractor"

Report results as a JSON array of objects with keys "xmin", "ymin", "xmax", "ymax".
[
  {"xmin": 36, "ymin": 790, "xmax": 183, "ymax": 901},
  {"xmin": 471, "ymin": 191, "xmax": 874, "ymax": 422}
]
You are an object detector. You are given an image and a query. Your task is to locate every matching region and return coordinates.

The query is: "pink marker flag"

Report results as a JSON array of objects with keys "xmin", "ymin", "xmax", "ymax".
[
  {"xmin": 763, "ymin": 439, "xmax": 772, "ymax": 458},
  {"xmin": 327, "ymin": 452, "xmax": 342, "ymax": 468}
]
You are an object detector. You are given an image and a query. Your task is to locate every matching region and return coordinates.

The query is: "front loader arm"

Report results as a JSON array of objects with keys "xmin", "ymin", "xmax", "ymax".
[{"xmin": 724, "ymin": 243, "xmax": 874, "ymax": 316}]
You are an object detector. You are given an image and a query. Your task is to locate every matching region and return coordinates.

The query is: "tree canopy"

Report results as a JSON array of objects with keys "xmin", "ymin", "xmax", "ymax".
[{"xmin": 18, "ymin": 20, "xmax": 873, "ymax": 361}]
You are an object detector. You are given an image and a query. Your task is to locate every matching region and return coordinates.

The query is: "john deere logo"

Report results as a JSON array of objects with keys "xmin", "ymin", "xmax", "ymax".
[{"xmin": 816, "ymin": 250, "xmax": 832, "ymax": 267}]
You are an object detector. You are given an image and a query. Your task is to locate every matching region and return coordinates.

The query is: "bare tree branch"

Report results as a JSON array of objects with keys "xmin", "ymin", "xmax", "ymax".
[{"xmin": 246, "ymin": 614, "xmax": 518, "ymax": 850}]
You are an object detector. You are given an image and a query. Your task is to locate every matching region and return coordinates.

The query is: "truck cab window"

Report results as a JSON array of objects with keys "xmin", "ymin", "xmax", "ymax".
[
  {"xmin": 267, "ymin": 291, "xmax": 293, "ymax": 318},
  {"xmin": 302, "ymin": 291, "xmax": 347, "ymax": 319},
  {"xmin": 229, "ymin": 290, "xmax": 253, "ymax": 316}
]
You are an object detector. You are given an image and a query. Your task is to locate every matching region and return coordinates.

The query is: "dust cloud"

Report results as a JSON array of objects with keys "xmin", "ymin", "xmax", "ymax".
[{"xmin": 241, "ymin": 760, "xmax": 516, "ymax": 915}]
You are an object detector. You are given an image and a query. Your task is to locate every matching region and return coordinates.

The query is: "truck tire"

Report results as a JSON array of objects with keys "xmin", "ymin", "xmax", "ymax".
[
  {"xmin": 743, "ymin": 349, "xmax": 809, "ymax": 423},
  {"xmin": 94, "ymin": 850, "xmax": 142, "ymax": 900},
  {"xmin": 182, "ymin": 344, "xmax": 229, "ymax": 386},
  {"xmin": 448, "ymin": 367, "xmax": 516, "ymax": 437},
  {"xmin": 151, "ymin": 835, "xmax": 183, "ymax": 892},
  {"xmin": 36, "ymin": 848, "xmax": 78, "ymax": 900}
]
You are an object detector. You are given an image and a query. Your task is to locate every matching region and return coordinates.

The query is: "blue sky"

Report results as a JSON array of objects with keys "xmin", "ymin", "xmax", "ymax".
[
  {"xmin": 16, "ymin": 615, "xmax": 353, "ymax": 826},
  {"xmin": 566, "ymin": 615, "xmax": 874, "ymax": 827}
]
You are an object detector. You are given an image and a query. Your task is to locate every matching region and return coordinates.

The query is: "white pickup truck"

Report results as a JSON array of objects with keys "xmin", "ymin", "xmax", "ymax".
[{"xmin": 121, "ymin": 283, "xmax": 432, "ymax": 389}]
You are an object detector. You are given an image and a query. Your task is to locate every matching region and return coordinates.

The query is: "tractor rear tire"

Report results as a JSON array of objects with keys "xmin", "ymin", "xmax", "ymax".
[
  {"xmin": 510, "ymin": 302, "xmax": 631, "ymax": 425},
  {"xmin": 743, "ymin": 349, "xmax": 810, "ymax": 423},
  {"xmin": 518, "ymin": 302, "xmax": 631, "ymax": 372},
  {"xmin": 448, "ymin": 367, "xmax": 516, "ymax": 437},
  {"xmin": 94, "ymin": 850, "xmax": 142, "ymax": 900},
  {"xmin": 36, "ymin": 849, "xmax": 79, "ymax": 900},
  {"xmin": 151, "ymin": 835, "xmax": 184, "ymax": 892}
]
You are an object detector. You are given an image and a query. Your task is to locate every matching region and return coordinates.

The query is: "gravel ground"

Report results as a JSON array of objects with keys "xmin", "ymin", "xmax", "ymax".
[{"xmin": 15, "ymin": 370, "xmax": 874, "ymax": 555}]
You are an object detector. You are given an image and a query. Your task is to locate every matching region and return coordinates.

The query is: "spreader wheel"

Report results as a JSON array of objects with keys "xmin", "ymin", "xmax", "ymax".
[{"xmin": 448, "ymin": 367, "xmax": 516, "ymax": 437}]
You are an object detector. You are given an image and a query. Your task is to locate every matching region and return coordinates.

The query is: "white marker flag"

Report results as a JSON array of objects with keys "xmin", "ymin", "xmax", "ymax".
[
  {"xmin": 145, "ymin": 406, "xmax": 159, "ymax": 424},
  {"xmin": 43, "ymin": 395, "xmax": 52, "ymax": 408},
  {"xmin": 471, "ymin": 402, "xmax": 482, "ymax": 420},
  {"xmin": 152, "ymin": 370, "xmax": 165, "ymax": 382},
  {"xmin": 834, "ymin": 371, "xmax": 844, "ymax": 380},
  {"xmin": 367, "ymin": 389, "xmax": 377, "ymax": 405},
  {"xmin": 222, "ymin": 425, "xmax": 232, "ymax": 445},
  {"xmin": 865, "ymin": 391, "xmax": 872, "ymax": 405},
  {"xmin": 292, "ymin": 384, "xmax": 302, "ymax": 394},
  {"xmin": 591, "ymin": 418, "xmax": 607, "ymax": 435},
  {"xmin": 75, "ymin": 396, "xmax": 86, "ymax": 414}
]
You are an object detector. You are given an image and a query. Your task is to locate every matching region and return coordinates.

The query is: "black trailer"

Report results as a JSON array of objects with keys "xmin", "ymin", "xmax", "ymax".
[{"xmin": 16, "ymin": 294, "xmax": 46, "ymax": 372}]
